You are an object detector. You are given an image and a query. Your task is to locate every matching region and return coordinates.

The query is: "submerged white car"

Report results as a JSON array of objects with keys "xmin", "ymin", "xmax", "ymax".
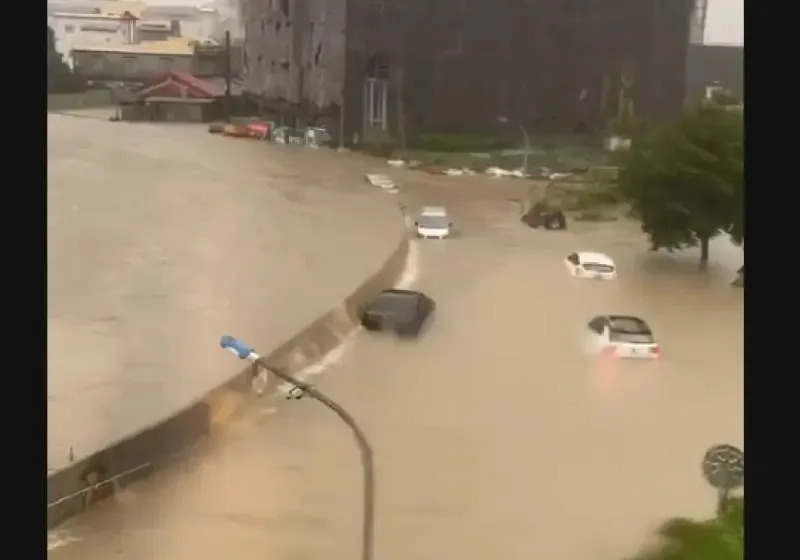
[
  {"xmin": 415, "ymin": 206, "xmax": 452, "ymax": 239},
  {"xmin": 586, "ymin": 315, "xmax": 660, "ymax": 360},
  {"xmin": 565, "ymin": 251, "xmax": 617, "ymax": 280},
  {"xmin": 365, "ymin": 173, "xmax": 398, "ymax": 193}
]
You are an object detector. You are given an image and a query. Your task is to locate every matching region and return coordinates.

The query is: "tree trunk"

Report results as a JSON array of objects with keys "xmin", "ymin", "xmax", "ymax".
[{"xmin": 699, "ymin": 236, "xmax": 710, "ymax": 271}]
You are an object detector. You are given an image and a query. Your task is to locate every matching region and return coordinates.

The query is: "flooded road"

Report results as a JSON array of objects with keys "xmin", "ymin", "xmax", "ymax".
[
  {"xmin": 47, "ymin": 114, "xmax": 403, "ymax": 471},
  {"xmin": 50, "ymin": 175, "xmax": 743, "ymax": 559}
]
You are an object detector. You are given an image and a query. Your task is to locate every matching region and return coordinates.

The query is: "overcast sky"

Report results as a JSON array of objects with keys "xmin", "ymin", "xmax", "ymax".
[{"xmin": 705, "ymin": 0, "xmax": 744, "ymax": 45}]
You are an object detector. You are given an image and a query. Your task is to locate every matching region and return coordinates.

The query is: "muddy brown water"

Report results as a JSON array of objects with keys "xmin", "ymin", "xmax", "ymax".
[
  {"xmin": 48, "ymin": 130, "xmax": 743, "ymax": 559},
  {"xmin": 47, "ymin": 114, "xmax": 403, "ymax": 471}
]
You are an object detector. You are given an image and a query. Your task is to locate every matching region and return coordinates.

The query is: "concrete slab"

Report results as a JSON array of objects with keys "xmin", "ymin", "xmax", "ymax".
[{"xmin": 47, "ymin": 114, "xmax": 405, "ymax": 472}]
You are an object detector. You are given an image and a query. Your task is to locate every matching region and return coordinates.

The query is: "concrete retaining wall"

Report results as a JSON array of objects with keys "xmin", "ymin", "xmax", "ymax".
[
  {"xmin": 47, "ymin": 227, "xmax": 409, "ymax": 529},
  {"xmin": 47, "ymin": 91, "xmax": 115, "ymax": 112}
]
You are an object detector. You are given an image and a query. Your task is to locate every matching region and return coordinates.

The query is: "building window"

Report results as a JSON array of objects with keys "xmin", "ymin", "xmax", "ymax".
[
  {"xmin": 364, "ymin": 78, "xmax": 388, "ymax": 130},
  {"xmin": 364, "ymin": 55, "xmax": 389, "ymax": 130},
  {"xmin": 123, "ymin": 56, "xmax": 138, "ymax": 74},
  {"xmin": 65, "ymin": 24, "xmax": 75, "ymax": 33}
]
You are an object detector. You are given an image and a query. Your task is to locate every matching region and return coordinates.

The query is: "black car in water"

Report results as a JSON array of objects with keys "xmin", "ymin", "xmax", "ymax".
[
  {"xmin": 521, "ymin": 202, "xmax": 567, "ymax": 230},
  {"xmin": 360, "ymin": 289, "xmax": 435, "ymax": 336}
]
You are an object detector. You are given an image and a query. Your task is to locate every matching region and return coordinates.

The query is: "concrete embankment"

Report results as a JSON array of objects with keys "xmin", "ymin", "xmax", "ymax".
[
  {"xmin": 47, "ymin": 222, "xmax": 408, "ymax": 529},
  {"xmin": 47, "ymin": 112, "xmax": 412, "ymax": 529}
]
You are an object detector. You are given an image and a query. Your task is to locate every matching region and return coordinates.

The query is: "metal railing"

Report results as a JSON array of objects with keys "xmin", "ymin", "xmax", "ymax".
[{"xmin": 48, "ymin": 462, "xmax": 153, "ymax": 513}]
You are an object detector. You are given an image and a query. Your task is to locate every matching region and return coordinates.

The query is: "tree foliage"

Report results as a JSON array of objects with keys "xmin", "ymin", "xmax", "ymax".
[
  {"xmin": 618, "ymin": 103, "xmax": 743, "ymax": 268},
  {"xmin": 48, "ymin": 26, "xmax": 86, "ymax": 94},
  {"xmin": 629, "ymin": 497, "xmax": 743, "ymax": 560}
]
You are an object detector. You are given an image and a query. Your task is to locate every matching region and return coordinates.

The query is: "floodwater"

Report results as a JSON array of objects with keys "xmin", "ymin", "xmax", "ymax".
[
  {"xmin": 49, "ymin": 172, "xmax": 743, "ymax": 560},
  {"xmin": 46, "ymin": 113, "xmax": 403, "ymax": 471}
]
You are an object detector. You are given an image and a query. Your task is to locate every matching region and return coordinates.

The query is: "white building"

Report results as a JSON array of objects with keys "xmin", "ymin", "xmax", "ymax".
[
  {"xmin": 49, "ymin": 9, "xmax": 141, "ymax": 67},
  {"xmin": 47, "ymin": 0, "xmax": 241, "ymax": 69}
]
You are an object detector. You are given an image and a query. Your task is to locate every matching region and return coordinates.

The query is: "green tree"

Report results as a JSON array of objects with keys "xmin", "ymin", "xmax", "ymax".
[
  {"xmin": 48, "ymin": 26, "xmax": 86, "ymax": 93},
  {"xmin": 629, "ymin": 497, "xmax": 743, "ymax": 560},
  {"xmin": 618, "ymin": 103, "xmax": 743, "ymax": 269}
]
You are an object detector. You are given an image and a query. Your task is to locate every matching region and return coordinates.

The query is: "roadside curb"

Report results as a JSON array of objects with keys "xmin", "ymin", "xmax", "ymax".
[{"xmin": 47, "ymin": 220, "xmax": 409, "ymax": 530}]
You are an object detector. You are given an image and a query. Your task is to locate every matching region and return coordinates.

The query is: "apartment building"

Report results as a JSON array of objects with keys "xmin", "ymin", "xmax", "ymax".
[{"xmin": 242, "ymin": 0, "xmax": 695, "ymax": 144}]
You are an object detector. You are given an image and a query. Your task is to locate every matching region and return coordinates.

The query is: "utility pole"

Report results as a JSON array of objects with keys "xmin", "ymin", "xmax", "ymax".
[
  {"xmin": 338, "ymin": 96, "xmax": 346, "ymax": 150},
  {"xmin": 224, "ymin": 30, "xmax": 232, "ymax": 123}
]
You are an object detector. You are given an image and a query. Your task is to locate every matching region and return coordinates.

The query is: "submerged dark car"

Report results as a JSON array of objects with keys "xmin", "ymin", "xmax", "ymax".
[
  {"xmin": 521, "ymin": 202, "xmax": 567, "ymax": 230},
  {"xmin": 361, "ymin": 289, "xmax": 435, "ymax": 336}
]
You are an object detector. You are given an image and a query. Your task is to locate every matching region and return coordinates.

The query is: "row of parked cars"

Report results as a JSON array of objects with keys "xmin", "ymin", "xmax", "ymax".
[{"xmin": 360, "ymin": 203, "xmax": 660, "ymax": 360}]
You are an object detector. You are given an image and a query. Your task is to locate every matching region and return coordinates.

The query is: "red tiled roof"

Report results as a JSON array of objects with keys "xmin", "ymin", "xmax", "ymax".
[
  {"xmin": 169, "ymin": 71, "xmax": 224, "ymax": 97},
  {"xmin": 137, "ymin": 71, "xmax": 223, "ymax": 99}
]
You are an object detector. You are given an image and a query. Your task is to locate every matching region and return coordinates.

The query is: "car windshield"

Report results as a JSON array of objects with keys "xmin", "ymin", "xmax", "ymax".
[
  {"xmin": 371, "ymin": 292, "xmax": 417, "ymax": 318},
  {"xmin": 418, "ymin": 215, "xmax": 448, "ymax": 229},
  {"xmin": 609, "ymin": 317, "xmax": 654, "ymax": 343},
  {"xmin": 583, "ymin": 263, "xmax": 614, "ymax": 273}
]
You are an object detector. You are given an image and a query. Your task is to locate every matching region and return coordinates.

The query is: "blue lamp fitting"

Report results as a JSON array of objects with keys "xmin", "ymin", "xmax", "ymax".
[{"xmin": 220, "ymin": 335, "xmax": 254, "ymax": 359}]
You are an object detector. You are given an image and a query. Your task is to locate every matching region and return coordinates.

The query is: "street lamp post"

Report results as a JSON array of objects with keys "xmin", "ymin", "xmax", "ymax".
[
  {"xmin": 219, "ymin": 335, "xmax": 375, "ymax": 560},
  {"xmin": 497, "ymin": 116, "xmax": 531, "ymax": 177}
]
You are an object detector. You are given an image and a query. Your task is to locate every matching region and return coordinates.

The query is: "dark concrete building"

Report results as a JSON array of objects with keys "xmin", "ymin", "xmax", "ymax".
[
  {"xmin": 242, "ymin": 0, "xmax": 695, "ymax": 145},
  {"xmin": 685, "ymin": 44, "xmax": 744, "ymax": 101}
]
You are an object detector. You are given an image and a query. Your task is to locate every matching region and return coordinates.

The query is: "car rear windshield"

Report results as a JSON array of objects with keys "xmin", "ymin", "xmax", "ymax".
[
  {"xmin": 610, "ymin": 332, "xmax": 655, "ymax": 343},
  {"xmin": 609, "ymin": 317, "xmax": 654, "ymax": 343},
  {"xmin": 582, "ymin": 263, "xmax": 614, "ymax": 273},
  {"xmin": 372, "ymin": 293, "xmax": 417, "ymax": 318},
  {"xmin": 418, "ymin": 215, "xmax": 448, "ymax": 229}
]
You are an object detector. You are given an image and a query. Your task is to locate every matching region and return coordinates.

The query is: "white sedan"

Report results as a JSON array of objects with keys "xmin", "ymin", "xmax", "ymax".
[
  {"xmin": 565, "ymin": 251, "xmax": 617, "ymax": 280},
  {"xmin": 415, "ymin": 206, "xmax": 452, "ymax": 239},
  {"xmin": 586, "ymin": 315, "xmax": 660, "ymax": 360}
]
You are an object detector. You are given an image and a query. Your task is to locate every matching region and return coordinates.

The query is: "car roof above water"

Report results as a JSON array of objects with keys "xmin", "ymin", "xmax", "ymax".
[
  {"xmin": 370, "ymin": 289, "xmax": 423, "ymax": 314},
  {"xmin": 420, "ymin": 206, "xmax": 447, "ymax": 216},
  {"xmin": 379, "ymin": 288, "xmax": 421, "ymax": 298},
  {"xmin": 577, "ymin": 251, "xmax": 615, "ymax": 266}
]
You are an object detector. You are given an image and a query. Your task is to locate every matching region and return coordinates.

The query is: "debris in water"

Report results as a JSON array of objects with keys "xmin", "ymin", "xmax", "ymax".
[
  {"xmin": 485, "ymin": 166, "xmax": 527, "ymax": 179},
  {"xmin": 365, "ymin": 173, "xmax": 399, "ymax": 193},
  {"xmin": 443, "ymin": 167, "xmax": 477, "ymax": 176}
]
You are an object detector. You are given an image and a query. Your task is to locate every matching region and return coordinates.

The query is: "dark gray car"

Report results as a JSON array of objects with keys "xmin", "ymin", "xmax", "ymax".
[{"xmin": 361, "ymin": 289, "xmax": 435, "ymax": 336}]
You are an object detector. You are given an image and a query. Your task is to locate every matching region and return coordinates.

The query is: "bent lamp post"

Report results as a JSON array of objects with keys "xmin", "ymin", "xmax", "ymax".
[{"xmin": 219, "ymin": 335, "xmax": 375, "ymax": 560}]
